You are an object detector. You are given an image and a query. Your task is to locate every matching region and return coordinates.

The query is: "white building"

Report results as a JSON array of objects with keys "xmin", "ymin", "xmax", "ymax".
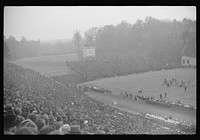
[
  {"xmin": 181, "ymin": 32, "xmax": 196, "ymax": 67},
  {"xmin": 182, "ymin": 56, "xmax": 196, "ymax": 66}
]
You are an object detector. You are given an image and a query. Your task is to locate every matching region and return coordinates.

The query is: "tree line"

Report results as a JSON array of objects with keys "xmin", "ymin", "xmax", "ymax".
[
  {"xmin": 4, "ymin": 36, "xmax": 76, "ymax": 61},
  {"xmin": 74, "ymin": 16, "xmax": 196, "ymax": 65},
  {"xmin": 4, "ymin": 16, "xmax": 196, "ymax": 65}
]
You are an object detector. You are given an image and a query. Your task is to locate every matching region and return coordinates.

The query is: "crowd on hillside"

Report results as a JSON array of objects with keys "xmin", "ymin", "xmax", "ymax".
[
  {"xmin": 4, "ymin": 61, "xmax": 196, "ymax": 135},
  {"xmin": 68, "ymin": 54, "xmax": 181, "ymax": 83}
]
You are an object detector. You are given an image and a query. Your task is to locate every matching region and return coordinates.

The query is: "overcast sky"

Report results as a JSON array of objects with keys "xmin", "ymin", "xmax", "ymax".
[{"xmin": 4, "ymin": 6, "xmax": 196, "ymax": 41}]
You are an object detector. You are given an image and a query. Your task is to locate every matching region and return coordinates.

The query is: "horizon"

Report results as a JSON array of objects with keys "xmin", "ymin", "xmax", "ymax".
[{"xmin": 4, "ymin": 6, "xmax": 196, "ymax": 42}]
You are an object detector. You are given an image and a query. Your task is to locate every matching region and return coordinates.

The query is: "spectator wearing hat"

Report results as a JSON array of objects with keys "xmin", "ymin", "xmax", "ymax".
[
  {"xmin": 103, "ymin": 126, "xmax": 110, "ymax": 134},
  {"xmin": 60, "ymin": 124, "xmax": 71, "ymax": 134},
  {"xmin": 69, "ymin": 125, "xmax": 83, "ymax": 134},
  {"xmin": 14, "ymin": 115, "xmax": 25, "ymax": 128},
  {"xmin": 5, "ymin": 125, "xmax": 17, "ymax": 135},
  {"xmin": 4, "ymin": 104, "xmax": 13, "ymax": 112},
  {"xmin": 4, "ymin": 108, "xmax": 17, "ymax": 130},
  {"xmin": 49, "ymin": 130, "xmax": 63, "ymax": 135},
  {"xmin": 35, "ymin": 117, "xmax": 46, "ymax": 131},
  {"xmin": 15, "ymin": 126, "xmax": 37, "ymax": 135},
  {"xmin": 48, "ymin": 115, "xmax": 56, "ymax": 125},
  {"xmin": 41, "ymin": 113, "xmax": 49, "ymax": 125},
  {"xmin": 39, "ymin": 125, "xmax": 54, "ymax": 135},
  {"xmin": 4, "ymin": 130, "xmax": 15, "ymax": 135},
  {"xmin": 18, "ymin": 119, "xmax": 38, "ymax": 132},
  {"xmin": 14, "ymin": 107, "xmax": 22, "ymax": 116},
  {"xmin": 21, "ymin": 108, "xmax": 30, "ymax": 119},
  {"xmin": 24, "ymin": 100, "xmax": 31, "ymax": 106},
  {"xmin": 56, "ymin": 115, "xmax": 62, "ymax": 122},
  {"xmin": 27, "ymin": 113, "xmax": 38, "ymax": 124},
  {"xmin": 53, "ymin": 121, "xmax": 63, "ymax": 131}
]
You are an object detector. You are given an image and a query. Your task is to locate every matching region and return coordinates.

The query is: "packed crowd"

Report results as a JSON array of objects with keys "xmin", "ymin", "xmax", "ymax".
[
  {"xmin": 68, "ymin": 54, "xmax": 180, "ymax": 83},
  {"xmin": 4, "ymin": 61, "xmax": 196, "ymax": 135}
]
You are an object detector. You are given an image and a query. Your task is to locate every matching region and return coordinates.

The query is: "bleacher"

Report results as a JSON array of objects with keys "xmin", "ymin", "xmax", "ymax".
[{"xmin": 4, "ymin": 61, "xmax": 194, "ymax": 135}]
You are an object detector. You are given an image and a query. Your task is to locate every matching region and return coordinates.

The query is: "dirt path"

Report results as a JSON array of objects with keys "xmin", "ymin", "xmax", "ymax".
[{"xmin": 85, "ymin": 91, "xmax": 196, "ymax": 125}]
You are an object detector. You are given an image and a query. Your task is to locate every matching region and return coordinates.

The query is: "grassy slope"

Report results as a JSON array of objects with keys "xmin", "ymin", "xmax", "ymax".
[{"xmin": 11, "ymin": 53, "xmax": 79, "ymax": 76}]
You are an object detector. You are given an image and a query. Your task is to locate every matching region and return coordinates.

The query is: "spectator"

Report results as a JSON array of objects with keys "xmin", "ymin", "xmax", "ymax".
[
  {"xmin": 41, "ymin": 114, "xmax": 49, "ymax": 125},
  {"xmin": 60, "ymin": 124, "xmax": 71, "ymax": 134},
  {"xmin": 56, "ymin": 115, "xmax": 62, "ymax": 122},
  {"xmin": 18, "ymin": 119, "xmax": 38, "ymax": 133},
  {"xmin": 39, "ymin": 125, "xmax": 54, "ymax": 135},
  {"xmin": 15, "ymin": 126, "xmax": 37, "ymax": 135},
  {"xmin": 21, "ymin": 108, "xmax": 30, "ymax": 119},
  {"xmin": 49, "ymin": 130, "xmax": 63, "ymax": 135},
  {"xmin": 48, "ymin": 115, "xmax": 56, "ymax": 125},
  {"xmin": 4, "ymin": 108, "xmax": 17, "ymax": 130},
  {"xmin": 14, "ymin": 107, "xmax": 22, "ymax": 116},
  {"xmin": 35, "ymin": 117, "xmax": 46, "ymax": 131},
  {"xmin": 27, "ymin": 113, "xmax": 38, "ymax": 124},
  {"xmin": 69, "ymin": 125, "xmax": 83, "ymax": 134},
  {"xmin": 53, "ymin": 121, "xmax": 63, "ymax": 131},
  {"xmin": 14, "ymin": 115, "xmax": 25, "ymax": 128}
]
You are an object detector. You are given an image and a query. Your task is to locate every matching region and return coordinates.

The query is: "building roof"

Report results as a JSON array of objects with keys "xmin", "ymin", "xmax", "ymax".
[{"xmin": 182, "ymin": 32, "xmax": 196, "ymax": 58}]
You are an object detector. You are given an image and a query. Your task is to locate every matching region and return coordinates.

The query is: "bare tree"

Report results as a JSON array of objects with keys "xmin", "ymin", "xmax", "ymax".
[{"xmin": 73, "ymin": 30, "xmax": 82, "ymax": 58}]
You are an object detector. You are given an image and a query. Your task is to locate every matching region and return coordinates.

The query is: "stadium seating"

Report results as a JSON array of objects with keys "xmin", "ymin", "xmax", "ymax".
[
  {"xmin": 68, "ymin": 54, "xmax": 180, "ymax": 83},
  {"xmin": 4, "ymin": 60, "xmax": 195, "ymax": 135}
]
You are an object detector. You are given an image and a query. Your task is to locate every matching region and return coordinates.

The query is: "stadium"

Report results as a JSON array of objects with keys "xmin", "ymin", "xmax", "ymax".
[
  {"xmin": 4, "ymin": 42, "xmax": 196, "ymax": 134},
  {"xmin": 4, "ymin": 7, "xmax": 196, "ymax": 135}
]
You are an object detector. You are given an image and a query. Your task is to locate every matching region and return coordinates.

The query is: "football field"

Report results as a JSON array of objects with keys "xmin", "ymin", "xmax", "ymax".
[{"xmin": 81, "ymin": 68, "xmax": 196, "ymax": 125}]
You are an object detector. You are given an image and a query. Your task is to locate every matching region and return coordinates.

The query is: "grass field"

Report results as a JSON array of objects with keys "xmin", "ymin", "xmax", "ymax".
[
  {"xmin": 81, "ymin": 68, "xmax": 196, "ymax": 125},
  {"xmin": 11, "ymin": 53, "xmax": 79, "ymax": 77},
  {"xmin": 84, "ymin": 68, "xmax": 196, "ymax": 106}
]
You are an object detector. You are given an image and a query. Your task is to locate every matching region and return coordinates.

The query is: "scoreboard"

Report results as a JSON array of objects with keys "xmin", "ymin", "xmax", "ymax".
[{"xmin": 82, "ymin": 44, "xmax": 95, "ymax": 58}]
